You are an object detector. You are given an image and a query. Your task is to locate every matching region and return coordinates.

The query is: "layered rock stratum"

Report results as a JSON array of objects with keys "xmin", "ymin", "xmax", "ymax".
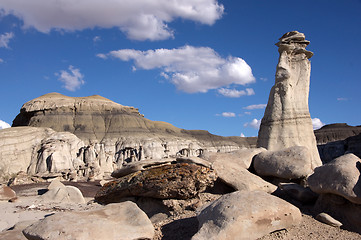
[
  {"xmin": 257, "ymin": 31, "xmax": 321, "ymax": 169},
  {"xmin": 2, "ymin": 92, "xmax": 256, "ymax": 181}
]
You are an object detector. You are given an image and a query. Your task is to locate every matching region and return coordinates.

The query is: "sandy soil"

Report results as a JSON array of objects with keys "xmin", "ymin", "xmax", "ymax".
[{"xmin": 1, "ymin": 182, "xmax": 361, "ymax": 240}]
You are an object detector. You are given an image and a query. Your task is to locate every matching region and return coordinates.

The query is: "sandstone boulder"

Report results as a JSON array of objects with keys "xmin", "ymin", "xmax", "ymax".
[
  {"xmin": 257, "ymin": 31, "xmax": 321, "ymax": 169},
  {"xmin": 204, "ymin": 154, "xmax": 276, "ymax": 193},
  {"xmin": 95, "ymin": 162, "xmax": 217, "ymax": 204},
  {"xmin": 201, "ymin": 148, "xmax": 266, "ymax": 169},
  {"xmin": 308, "ymin": 153, "xmax": 361, "ymax": 204},
  {"xmin": 192, "ymin": 190, "xmax": 302, "ymax": 240},
  {"xmin": 0, "ymin": 221, "xmax": 36, "ymax": 240},
  {"xmin": 0, "ymin": 184, "xmax": 16, "ymax": 201},
  {"xmin": 254, "ymin": 146, "xmax": 313, "ymax": 179},
  {"xmin": 40, "ymin": 180, "xmax": 85, "ymax": 204},
  {"xmin": 23, "ymin": 201, "xmax": 154, "ymax": 240}
]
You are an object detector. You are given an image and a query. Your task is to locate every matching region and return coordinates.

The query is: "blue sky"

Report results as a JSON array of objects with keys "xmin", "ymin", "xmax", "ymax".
[{"xmin": 0, "ymin": 0, "xmax": 360, "ymax": 136}]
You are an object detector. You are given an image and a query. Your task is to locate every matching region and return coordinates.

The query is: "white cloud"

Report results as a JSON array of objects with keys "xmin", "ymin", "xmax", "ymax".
[
  {"xmin": 102, "ymin": 45, "xmax": 255, "ymax": 93},
  {"xmin": 0, "ymin": 32, "xmax": 14, "ymax": 48},
  {"xmin": 244, "ymin": 112, "xmax": 251, "ymax": 115},
  {"xmin": 221, "ymin": 112, "xmax": 236, "ymax": 118},
  {"xmin": 218, "ymin": 88, "xmax": 255, "ymax": 98},
  {"xmin": 96, "ymin": 53, "xmax": 107, "ymax": 59},
  {"xmin": 312, "ymin": 118, "xmax": 325, "ymax": 130},
  {"xmin": 0, "ymin": 58, "xmax": 4, "ymax": 63},
  {"xmin": 243, "ymin": 104, "xmax": 267, "ymax": 110},
  {"xmin": 56, "ymin": 65, "xmax": 85, "ymax": 91},
  {"xmin": 0, "ymin": 120, "xmax": 11, "ymax": 129},
  {"xmin": 93, "ymin": 36, "xmax": 101, "ymax": 42},
  {"xmin": 0, "ymin": 0, "xmax": 224, "ymax": 41},
  {"xmin": 244, "ymin": 119, "xmax": 261, "ymax": 129},
  {"xmin": 337, "ymin": 97, "xmax": 348, "ymax": 101},
  {"xmin": 240, "ymin": 133, "xmax": 246, "ymax": 137},
  {"xmin": 260, "ymin": 77, "xmax": 268, "ymax": 81}
]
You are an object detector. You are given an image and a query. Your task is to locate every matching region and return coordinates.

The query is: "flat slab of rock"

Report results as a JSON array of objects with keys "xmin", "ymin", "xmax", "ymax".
[
  {"xmin": 201, "ymin": 148, "xmax": 265, "ymax": 169},
  {"xmin": 200, "ymin": 148, "xmax": 275, "ymax": 193},
  {"xmin": 95, "ymin": 162, "xmax": 217, "ymax": 204},
  {"xmin": 254, "ymin": 146, "xmax": 313, "ymax": 179},
  {"xmin": 192, "ymin": 190, "xmax": 302, "ymax": 240},
  {"xmin": 308, "ymin": 153, "xmax": 361, "ymax": 204},
  {"xmin": 23, "ymin": 201, "xmax": 154, "ymax": 240},
  {"xmin": 316, "ymin": 213, "xmax": 342, "ymax": 227}
]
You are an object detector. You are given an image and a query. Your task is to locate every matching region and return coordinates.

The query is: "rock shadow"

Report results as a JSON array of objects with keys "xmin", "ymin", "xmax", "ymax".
[{"xmin": 161, "ymin": 216, "xmax": 198, "ymax": 240}]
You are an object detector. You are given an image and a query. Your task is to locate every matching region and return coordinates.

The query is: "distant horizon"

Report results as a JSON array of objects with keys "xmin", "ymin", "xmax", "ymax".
[
  {"xmin": 1, "ymin": 1, "xmax": 360, "ymax": 136},
  {"xmin": 1, "ymin": 91, "xmax": 360, "ymax": 136}
]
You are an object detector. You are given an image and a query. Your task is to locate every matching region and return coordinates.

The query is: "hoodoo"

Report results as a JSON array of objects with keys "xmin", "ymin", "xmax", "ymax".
[{"xmin": 257, "ymin": 31, "xmax": 322, "ymax": 169}]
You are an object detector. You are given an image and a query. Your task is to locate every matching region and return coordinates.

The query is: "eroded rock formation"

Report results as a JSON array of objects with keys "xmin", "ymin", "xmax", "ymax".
[
  {"xmin": 11, "ymin": 93, "xmax": 255, "ymax": 170},
  {"xmin": 257, "ymin": 31, "xmax": 321, "ymax": 169}
]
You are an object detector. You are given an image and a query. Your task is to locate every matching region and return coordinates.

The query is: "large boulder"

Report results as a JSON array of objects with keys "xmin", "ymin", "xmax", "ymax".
[
  {"xmin": 201, "ymin": 148, "xmax": 266, "ymax": 169},
  {"xmin": 39, "ymin": 179, "xmax": 85, "ymax": 204},
  {"xmin": 254, "ymin": 146, "xmax": 313, "ymax": 179},
  {"xmin": 308, "ymin": 153, "xmax": 361, "ymax": 204},
  {"xmin": 95, "ymin": 162, "xmax": 217, "ymax": 204},
  {"xmin": 23, "ymin": 201, "xmax": 154, "ymax": 240},
  {"xmin": 201, "ymin": 150, "xmax": 276, "ymax": 193},
  {"xmin": 257, "ymin": 31, "xmax": 321, "ymax": 169},
  {"xmin": 192, "ymin": 190, "xmax": 302, "ymax": 240}
]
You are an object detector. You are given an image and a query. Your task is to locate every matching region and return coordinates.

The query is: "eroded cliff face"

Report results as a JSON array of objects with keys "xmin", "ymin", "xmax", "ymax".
[
  {"xmin": 257, "ymin": 31, "xmax": 322, "ymax": 169},
  {"xmin": 7, "ymin": 92, "xmax": 256, "ymax": 181}
]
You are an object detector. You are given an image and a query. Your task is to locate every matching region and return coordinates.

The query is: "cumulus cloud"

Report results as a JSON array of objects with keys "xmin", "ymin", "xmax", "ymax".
[
  {"xmin": 244, "ymin": 119, "xmax": 261, "ymax": 129},
  {"xmin": 0, "ymin": 32, "xmax": 14, "ymax": 48},
  {"xmin": 56, "ymin": 65, "xmax": 85, "ymax": 91},
  {"xmin": 240, "ymin": 133, "xmax": 246, "ymax": 137},
  {"xmin": 101, "ymin": 45, "xmax": 255, "ymax": 93},
  {"xmin": 312, "ymin": 118, "xmax": 325, "ymax": 130},
  {"xmin": 0, "ymin": 120, "xmax": 11, "ymax": 129},
  {"xmin": 218, "ymin": 88, "xmax": 255, "ymax": 98},
  {"xmin": 0, "ymin": 0, "xmax": 224, "ymax": 41},
  {"xmin": 243, "ymin": 104, "xmax": 267, "ymax": 110},
  {"xmin": 221, "ymin": 112, "xmax": 236, "ymax": 118}
]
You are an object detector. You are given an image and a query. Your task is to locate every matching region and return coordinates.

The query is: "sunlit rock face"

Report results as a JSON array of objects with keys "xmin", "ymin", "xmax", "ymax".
[{"xmin": 257, "ymin": 31, "xmax": 322, "ymax": 169}]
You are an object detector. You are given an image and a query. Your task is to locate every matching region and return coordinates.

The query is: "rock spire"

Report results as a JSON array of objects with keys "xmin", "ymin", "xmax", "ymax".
[{"xmin": 257, "ymin": 31, "xmax": 322, "ymax": 169}]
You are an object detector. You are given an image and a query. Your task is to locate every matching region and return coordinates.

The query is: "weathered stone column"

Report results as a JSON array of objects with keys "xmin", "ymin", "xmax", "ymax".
[{"xmin": 257, "ymin": 31, "xmax": 322, "ymax": 169}]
